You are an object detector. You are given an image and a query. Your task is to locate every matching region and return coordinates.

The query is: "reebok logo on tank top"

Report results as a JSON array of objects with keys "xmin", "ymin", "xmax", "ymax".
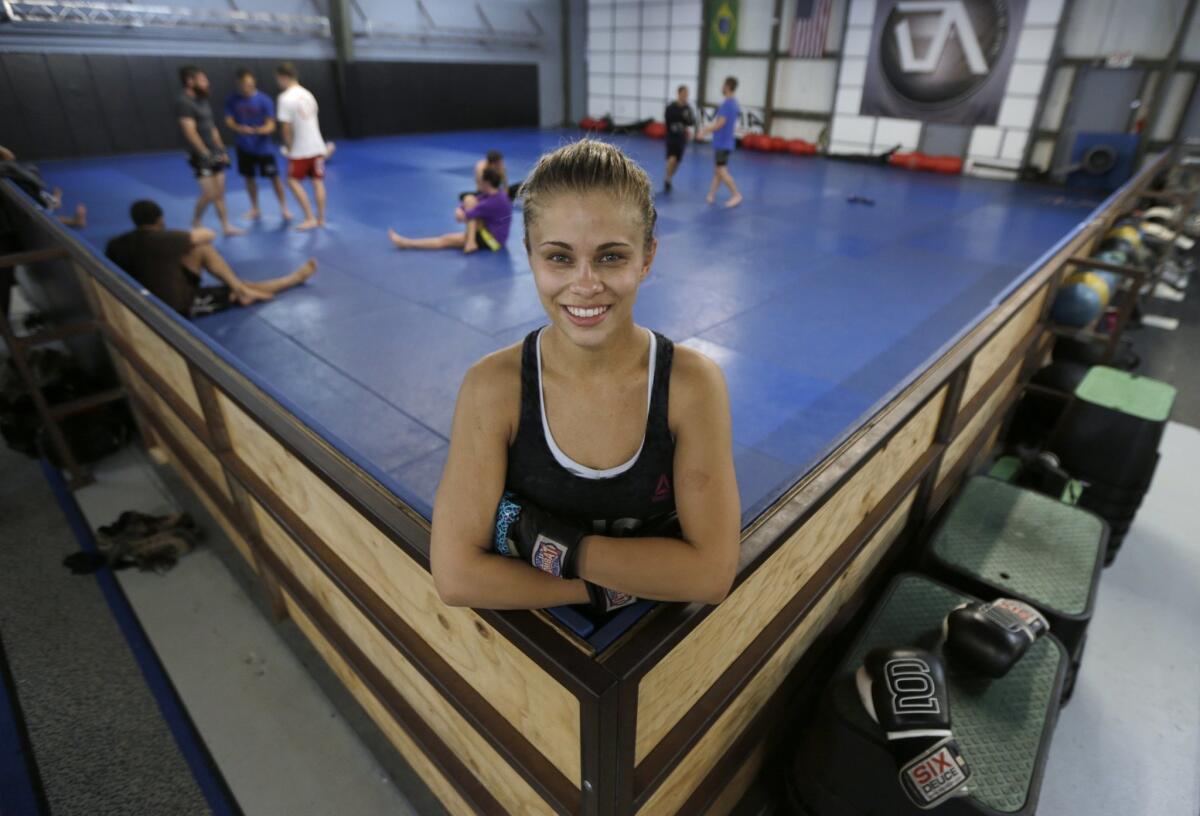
[{"xmin": 653, "ymin": 474, "xmax": 672, "ymax": 503}]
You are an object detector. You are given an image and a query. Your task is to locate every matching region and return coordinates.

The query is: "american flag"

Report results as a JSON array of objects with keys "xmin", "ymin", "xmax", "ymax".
[{"xmin": 789, "ymin": 0, "xmax": 832, "ymax": 58}]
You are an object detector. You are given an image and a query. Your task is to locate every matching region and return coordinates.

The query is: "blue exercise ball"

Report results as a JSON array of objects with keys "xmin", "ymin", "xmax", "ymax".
[{"xmin": 1051, "ymin": 282, "xmax": 1104, "ymax": 328}]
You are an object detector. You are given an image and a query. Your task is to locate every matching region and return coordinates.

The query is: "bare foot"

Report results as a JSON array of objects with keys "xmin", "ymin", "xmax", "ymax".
[
  {"xmin": 724, "ymin": 194, "xmax": 743, "ymax": 209},
  {"xmin": 463, "ymin": 242, "xmax": 478, "ymax": 254},
  {"xmin": 242, "ymin": 209, "xmax": 262, "ymax": 221},
  {"xmin": 50, "ymin": 187, "xmax": 63, "ymax": 210},
  {"xmin": 705, "ymin": 194, "xmax": 716, "ymax": 204},
  {"xmin": 280, "ymin": 209, "xmax": 294, "ymax": 221},
  {"xmin": 316, "ymin": 220, "xmax": 326, "ymax": 229},
  {"xmin": 294, "ymin": 257, "xmax": 318, "ymax": 283},
  {"xmin": 233, "ymin": 285, "xmax": 272, "ymax": 306},
  {"xmin": 74, "ymin": 203, "xmax": 87, "ymax": 228},
  {"xmin": 294, "ymin": 219, "xmax": 319, "ymax": 232},
  {"xmin": 387, "ymin": 228, "xmax": 410, "ymax": 248},
  {"xmin": 223, "ymin": 224, "xmax": 246, "ymax": 237},
  {"xmin": 324, "ymin": 141, "xmax": 337, "ymax": 159}
]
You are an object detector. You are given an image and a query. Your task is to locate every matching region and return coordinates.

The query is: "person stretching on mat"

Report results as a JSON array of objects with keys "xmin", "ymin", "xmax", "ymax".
[
  {"xmin": 176, "ymin": 66, "xmax": 244, "ymax": 237},
  {"xmin": 699, "ymin": 76, "xmax": 743, "ymax": 208},
  {"xmin": 663, "ymin": 85, "xmax": 697, "ymax": 193},
  {"xmin": 224, "ymin": 68, "xmax": 292, "ymax": 223},
  {"xmin": 105, "ymin": 200, "xmax": 316, "ymax": 319},
  {"xmin": 275, "ymin": 62, "xmax": 328, "ymax": 231},
  {"xmin": 389, "ymin": 167, "xmax": 513, "ymax": 253},
  {"xmin": 429, "ymin": 140, "xmax": 739, "ymax": 613},
  {"xmin": 0, "ymin": 145, "xmax": 87, "ymax": 227},
  {"xmin": 469, "ymin": 150, "xmax": 523, "ymax": 201}
]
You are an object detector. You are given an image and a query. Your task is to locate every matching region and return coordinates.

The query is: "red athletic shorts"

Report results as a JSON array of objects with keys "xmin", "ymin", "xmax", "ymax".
[{"xmin": 288, "ymin": 156, "xmax": 325, "ymax": 180}]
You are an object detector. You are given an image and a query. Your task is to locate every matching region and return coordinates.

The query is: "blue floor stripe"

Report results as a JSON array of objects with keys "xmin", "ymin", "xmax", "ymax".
[
  {"xmin": 38, "ymin": 458, "xmax": 243, "ymax": 816},
  {"xmin": 0, "ymin": 632, "xmax": 46, "ymax": 816}
]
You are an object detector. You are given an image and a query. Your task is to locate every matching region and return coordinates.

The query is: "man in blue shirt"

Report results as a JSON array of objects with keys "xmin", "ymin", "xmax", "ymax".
[
  {"xmin": 699, "ymin": 76, "xmax": 743, "ymax": 208},
  {"xmin": 224, "ymin": 68, "xmax": 292, "ymax": 222}
]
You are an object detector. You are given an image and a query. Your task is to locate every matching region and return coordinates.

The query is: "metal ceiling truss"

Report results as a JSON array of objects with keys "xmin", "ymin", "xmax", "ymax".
[{"xmin": 1, "ymin": 0, "xmax": 543, "ymax": 49}]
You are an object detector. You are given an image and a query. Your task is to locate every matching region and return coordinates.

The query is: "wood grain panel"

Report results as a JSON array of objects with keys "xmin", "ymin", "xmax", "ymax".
[
  {"xmin": 704, "ymin": 742, "xmax": 766, "ymax": 816},
  {"xmin": 120, "ymin": 361, "xmax": 229, "ymax": 505},
  {"xmin": 639, "ymin": 490, "xmax": 918, "ymax": 814},
  {"xmin": 960, "ymin": 285, "xmax": 1049, "ymax": 409},
  {"xmin": 635, "ymin": 390, "xmax": 944, "ymax": 764},
  {"xmin": 939, "ymin": 366, "xmax": 1020, "ymax": 486},
  {"xmin": 254, "ymin": 503, "xmax": 550, "ymax": 815},
  {"xmin": 281, "ymin": 592, "xmax": 474, "ymax": 816},
  {"xmin": 215, "ymin": 392, "xmax": 580, "ymax": 785},
  {"xmin": 156, "ymin": 437, "xmax": 256, "ymax": 569},
  {"xmin": 90, "ymin": 279, "xmax": 130, "ymax": 337},
  {"xmin": 95, "ymin": 283, "xmax": 202, "ymax": 416}
]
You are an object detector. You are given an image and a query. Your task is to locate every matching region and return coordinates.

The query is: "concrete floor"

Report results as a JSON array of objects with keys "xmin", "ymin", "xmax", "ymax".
[{"xmin": 73, "ymin": 448, "xmax": 425, "ymax": 816}]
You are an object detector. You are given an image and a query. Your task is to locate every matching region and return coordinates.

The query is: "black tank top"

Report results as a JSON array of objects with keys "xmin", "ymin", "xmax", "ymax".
[{"xmin": 505, "ymin": 327, "xmax": 680, "ymax": 538}]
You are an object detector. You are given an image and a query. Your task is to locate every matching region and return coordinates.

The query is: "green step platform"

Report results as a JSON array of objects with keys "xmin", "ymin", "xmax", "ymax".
[
  {"xmin": 927, "ymin": 476, "xmax": 1106, "ymax": 699},
  {"xmin": 788, "ymin": 574, "xmax": 1066, "ymax": 815}
]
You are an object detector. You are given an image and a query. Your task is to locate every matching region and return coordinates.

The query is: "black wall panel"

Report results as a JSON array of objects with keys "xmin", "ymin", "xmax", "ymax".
[
  {"xmin": 3, "ymin": 53, "xmax": 78, "ymax": 159},
  {"xmin": 345, "ymin": 61, "xmax": 538, "ymax": 137},
  {"xmin": 0, "ymin": 59, "xmax": 36, "ymax": 160},
  {"xmin": 87, "ymin": 56, "xmax": 150, "ymax": 155},
  {"xmin": 1, "ymin": 54, "xmax": 535, "ymax": 161},
  {"xmin": 46, "ymin": 54, "xmax": 116, "ymax": 156}
]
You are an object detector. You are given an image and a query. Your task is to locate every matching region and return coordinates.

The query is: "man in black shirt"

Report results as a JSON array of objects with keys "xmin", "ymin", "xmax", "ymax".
[
  {"xmin": 663, "ymin": 85, "xmax": 697, "ymax": 193},
  {"xmin": 176, "ymin": 66, "xmax": 244, "ymax": 237},
  {"xmin": 105, "ymin": 200, "xmax": 316, "ymax": 319}
]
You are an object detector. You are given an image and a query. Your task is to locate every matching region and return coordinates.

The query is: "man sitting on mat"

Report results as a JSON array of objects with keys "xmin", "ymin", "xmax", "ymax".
[
  {"xmin": 389, "ymin": 167, "xmax": 513, "ymax": 254},
  {"xmin": 106, "ymin": 200, "xmax": 316, "ymax": 319}
]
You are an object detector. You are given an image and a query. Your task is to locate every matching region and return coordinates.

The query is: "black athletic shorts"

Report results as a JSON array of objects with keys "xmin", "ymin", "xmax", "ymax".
[
  {"xmin": 715, "ymin": 149, "xmax": 731, "ymax": 167},
  {"xmin": 188, "ymin": 153, "xmax": 229, "ymax": 178},
  {"xmin": 666, "ymin": 138, "xmax": 686, "ymax": 160},
  {"xmin": 190, "ymin": 284, "xmax": 234, "ymax": 317},
  {"xmin": 237, "ymin": 149, "xmax": 279, "ymax": 179}
]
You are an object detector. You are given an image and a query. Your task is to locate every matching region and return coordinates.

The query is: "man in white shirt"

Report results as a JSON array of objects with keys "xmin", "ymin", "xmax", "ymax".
[{"xmin": 275, "ymin": 62, "xmax": 328, "ymax": 231}]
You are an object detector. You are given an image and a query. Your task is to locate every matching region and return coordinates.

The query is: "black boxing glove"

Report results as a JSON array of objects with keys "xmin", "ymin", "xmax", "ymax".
[
  {"xmin": 944, "ymin": 598, "xmax": 1049, "ymax": 679},
  {"xmin": 585, "ymin": 581, "xmax": 638, "ymax": 614},
  {"xmin": 492, "ymin": 492, "xmax": 587, "ymax": 579},
  {"xmin": 857, "ymin": 648, "xmax": 972, "ymax": 810}
]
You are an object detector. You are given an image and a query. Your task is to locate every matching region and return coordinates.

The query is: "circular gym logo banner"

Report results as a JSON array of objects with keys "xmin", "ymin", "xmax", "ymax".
[{"xmin": 860, "ymin": 0, "xmax": 1027, "ymax": 125}]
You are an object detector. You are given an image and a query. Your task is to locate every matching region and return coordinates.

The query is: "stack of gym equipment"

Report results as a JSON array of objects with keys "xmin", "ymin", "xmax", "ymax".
[{"xmin": 780, "ymin": 149, "xmax": 1198, "ymax": 814}]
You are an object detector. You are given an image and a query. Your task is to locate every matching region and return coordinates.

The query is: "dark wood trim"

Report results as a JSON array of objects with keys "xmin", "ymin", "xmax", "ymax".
[
  {"xmin": 224, "ymin": 454, "xmax": 587, "ymax": 815},
  {"xmin": 1067, "ymin": 254, "xmax": 1148, "ymax": 282},
  {"xmin": 189, "ymin": 363, "xmax": 289, "ymax": 621},
  {"xmin": 103, "ymin": 327, "xmax": 212, "ymax": 444},
  {"xmin": 673, "ymin": 521, "xmax": 919, "ymax": 815},
  {"xmin": 0, "ymin": 247, "xmax": 67, "ymax": 269},
  {"xmin": 11, "ymin": 319, "xmax": 99, "ymax": 350},
  {"xmin": 907, "ymin": 363, "xmax": 970, "ymax": 541},
  {"xmin": 47, "ymin": 386, "xmax": 124, "ymax": 420},
  {"xmin": 929, "ymin": 386, "xmax": 1025, "ymax": 514},
  {"xmin": 632, "ymin": 443, "xmax": 941, "ymax": 807},
  {"xmin": 582, "ymin": 680, "xmax": 623, "ymax": 816},
  {"xmin": 948, "ymin": 322, "xmax": 1046, "ymax": 439},
  {"xmin": 260, "ymin": 545, "xmax": 507, "ymax": 816},
  {"xmin": 127, "ymin": 388, "xmax": 244, "ymax": 534},
  {"xmin": 698, "ymin": 0, "xmax": 711, "ymax": 109}
]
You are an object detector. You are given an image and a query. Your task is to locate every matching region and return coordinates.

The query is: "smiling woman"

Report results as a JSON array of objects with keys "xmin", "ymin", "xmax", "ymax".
[{"xmin": 429, "ymin": 140, "xmax": 741, "ymax": 616}]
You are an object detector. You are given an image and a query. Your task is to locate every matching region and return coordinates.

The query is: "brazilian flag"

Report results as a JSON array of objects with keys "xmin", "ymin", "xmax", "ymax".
[{"xmin": 708, "ymin": 0, "xmax": 738, "ymax": 55}]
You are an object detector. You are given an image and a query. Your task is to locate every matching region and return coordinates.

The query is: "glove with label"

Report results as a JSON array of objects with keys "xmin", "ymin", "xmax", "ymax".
[
  {"xmin": 585, "ymin": 581, "xmax": 638, "ymax": 614},
  {"xmin": 856, "ymin": 647, "xmax": 971, "ymax": 810},
  {"xmin": 944, "ymin": 598, "xmax": 1049, "ymax": 679},
  {"xmin": 492, "ymin": 492, "xmax": 587, "ymax": 579}
]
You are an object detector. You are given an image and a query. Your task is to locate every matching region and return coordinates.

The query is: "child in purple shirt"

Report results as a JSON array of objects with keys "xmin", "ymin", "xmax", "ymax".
[{"xmin": 388, "ymin": 167, "xmax": 513, "ymax": 253}]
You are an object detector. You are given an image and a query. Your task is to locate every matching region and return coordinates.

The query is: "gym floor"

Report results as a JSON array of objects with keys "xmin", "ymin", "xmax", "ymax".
[{"xmin": 41, "ymin": 128, "xmax": 1104, "ymax": 524}]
